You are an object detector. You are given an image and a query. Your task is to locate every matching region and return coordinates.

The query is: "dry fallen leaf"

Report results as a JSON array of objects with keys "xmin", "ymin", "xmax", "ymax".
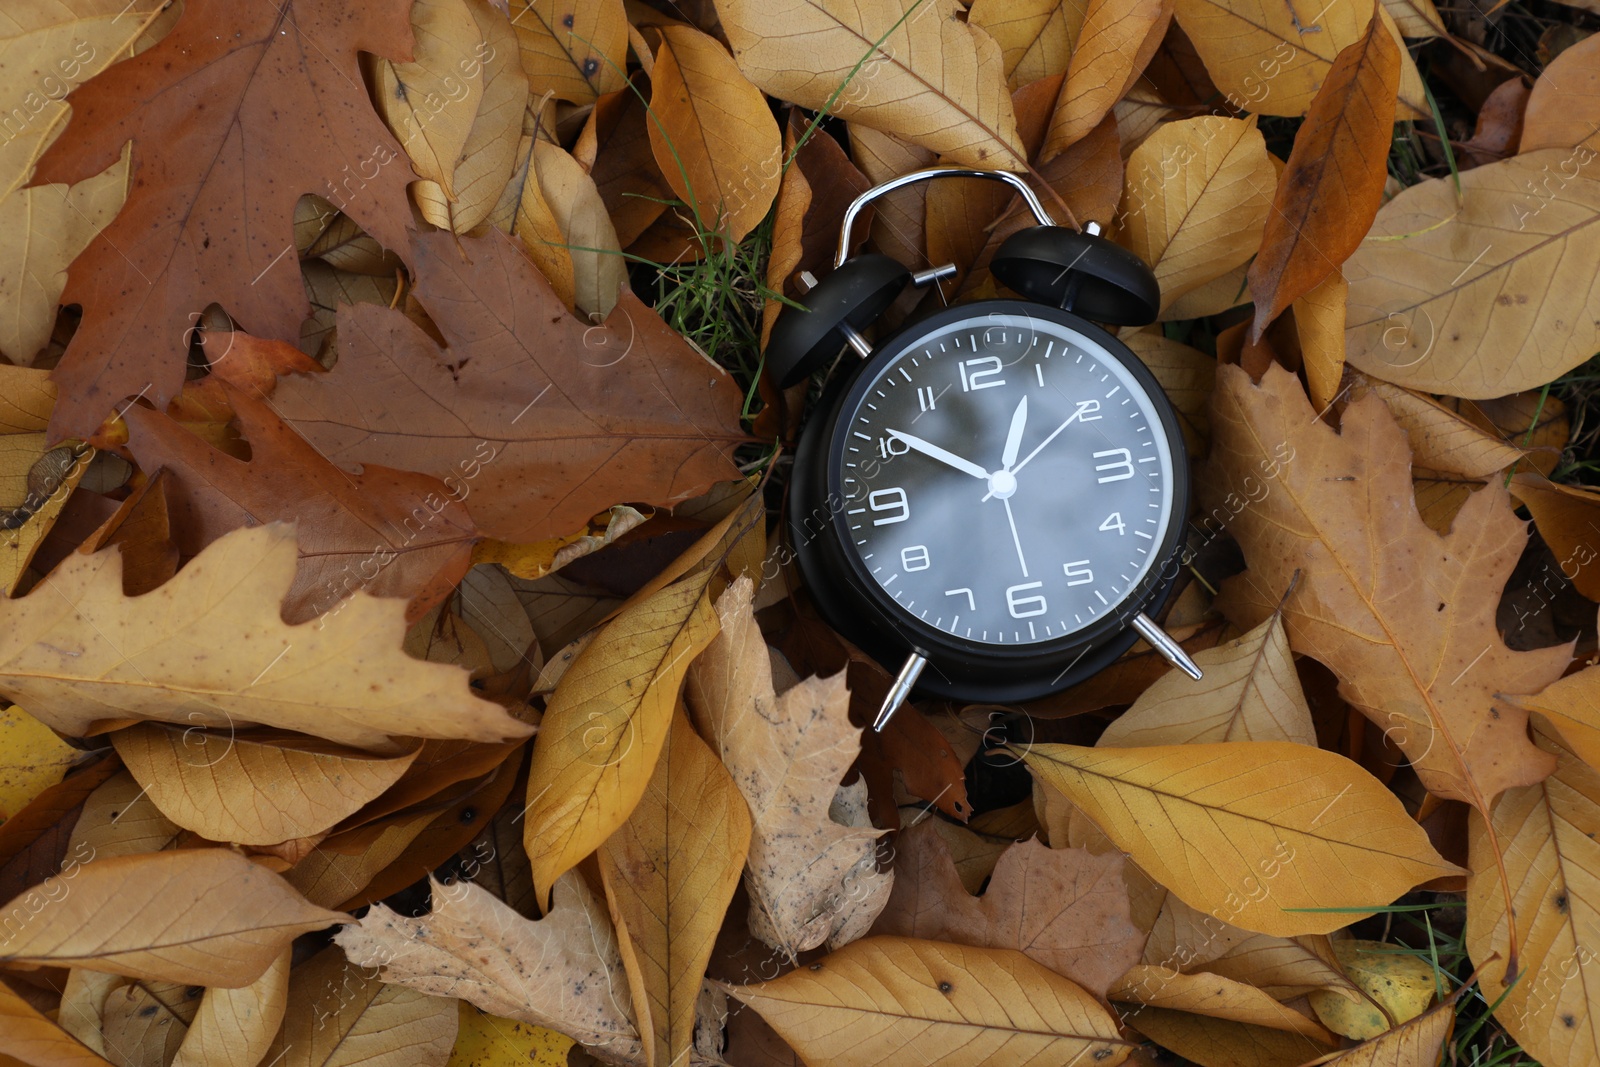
[
  {"xmin": 270, "ymin": 227, "xmax": 744, "ymax": 544},
  {"xmin": 507, "ymin": 0, "xmax": 627, "ymax": 104},
  {"xmin": 1, "ymin": 974, "xmax": 114, "ymax": 1067},
  {"xmin": 1247, "ymin": 7, "xmax": 1399, "ymax": 338},
  {"xmin": 1306, "ymin": 997, "xmax": 1456, "ymax": 1065},
  {"xmin": 1344, "ymin": 148, "xmax": 1600, "ymax": 397},
  {"xmin": 1111, "ymin": 965, "xmax": 1336, "ymax": 1042},
  {"xmin": 1119, "ymin": 116, "xmax": 1276, "ymax": 310},
  {"xmin": 715, "ymin": 0, "xmax": 1026, "ymax": 169},
  {"xmin": 336, "ymin": 873, "xmax": 645, "ymax": 1065},
  {"xmin": 1521, "ymin": 31, "xmax": 1600, "ymax": 153},
  {"xmin": 0, "ymin": 523, "xmax": 531, "ymax": 751},
  {"xmin": 169, "ymin": 948, "xmax": 290, "ymax": 1067},
  {"xmin": 966, "ymin": 0, "xmax": 1085, "ymax": 89},
  {"xmin": 1021, "ymin": 741, "xmax": 1461, "ymax": 936},
  {"xmin": 600, "ymin": 711, "xmax": 752, "ymax": 1067},
  {"xmin": 1467, "ymin": 717, "xmax": 1600, "ymax": 1067},
  {"xmin": 0, "ymin": 705, "xmax": 80, "ymax": 824},
  {"xmin": 1041, "ymin": 0, "xmax": 1171, "ymax": 160},
  {"xmin": 723, "ymin": 936, "xmax": 1133, "ymax": 1066},
  {"xmin": 1308, "ymin": 939, "xmax": 1436, "ymax": 1039},
  {"xmin": 1508, "ymin": 475, "xmax": 1600, "ymax": 602},
  {"xmin": 373, "ymin": 0, "xmax": 484, "ymax": 202},
  {"xmin": 0, "ymin": 848, "xmax": 342, "ymax": 987},
  {"xmin": 111, "ymin": 724, "xmax": 421, "ymax": 847},
  {"xmin": 522, "ymin": 569, "xmax": 718, "ymax": 904},
  {"xmin": 685, "ymin": 577, "xmax": 892, "ymax": 958},
  {"xmin": 1205, "ymin": 364, "xmax": 1571, "ymax": 803},
  {"xmin": 870, "ymin": 819, "xmax": 1142, "ymax": 997},
  {"xmin": 266, "ymin": 945, "xmax": 459, "ymax": 1067},
  {"xmin": 1353, "ymin": 377, "xmax": 1527, "ymax": 480}
]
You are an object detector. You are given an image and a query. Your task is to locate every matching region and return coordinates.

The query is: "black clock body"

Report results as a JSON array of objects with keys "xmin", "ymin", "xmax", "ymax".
[{"xmin": 787, "ymin": 299, "xmax": 1190, "ymax": 704}]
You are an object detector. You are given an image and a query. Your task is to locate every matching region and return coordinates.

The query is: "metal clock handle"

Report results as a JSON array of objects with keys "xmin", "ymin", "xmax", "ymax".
[{"xmin": 834, "ymin": 167, "xmax": 1057, "ymax": 268}]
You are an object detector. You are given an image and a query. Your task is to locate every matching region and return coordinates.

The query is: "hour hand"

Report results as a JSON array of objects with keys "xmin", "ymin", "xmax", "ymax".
[{"xmin": 887, "ymin": 429, "xmax": 990, "ymax": 481}]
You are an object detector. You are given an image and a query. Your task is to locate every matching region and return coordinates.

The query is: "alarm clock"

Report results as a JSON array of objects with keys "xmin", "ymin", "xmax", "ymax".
[{"xmin": 767, "ymin": 167, "xmax": 1201, "ymax": 730}]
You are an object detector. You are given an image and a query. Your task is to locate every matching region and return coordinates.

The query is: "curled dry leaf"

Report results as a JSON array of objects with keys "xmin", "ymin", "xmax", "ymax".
[
  {"xmin": 33, "ymin": 0, "xmax": 417, "ymax": 440},
  {"xmin": 1247, "ymin": 7, "xmax": 1399, "ymax": 338},
  {"xmin": 123, "ymin": 386, "xmax": 479, "ymax": 626},
  {"xmin": 266, "ymin": 946, "xmax": 458, "ymax": 1067},
  {"xmin": 647, "ymin": 23, "xmax": 782, "ymax": 243},
  {"xmin": 1344, "ymin": 148, "xmax": 1600, "ymax": 397},
  {"xmin": 723, "ymin": 936, "xmax": 1132, "ymax": 1066},
  {"xmin": 170, "ymin": 947, "xmax": 290, "ymax": 1067},
  {"xmin": 1021, "ymin": 741, "xmax": 1461, "ymax": 936},
  {"xmin": 1303, "ymin": 998, "xmax": 1456, "ymax": 1065},
  {"xmin": 0, "ymin": 974, "xmax": 113, "ymax": 1067},
  {"xmin": 1123, "ymin": 1006, "xmax": 1332, "ymax": 1067},
  {"xmin": 600, "ymin": 712, "xmax": 752, "ymax": 1067},
  {"xmin": 526, "ymin": 140, "xmax": 628, "ymax": 321},
  {"xmin": 0, "ymin": 849, "xmax": 342, "ymax": 987},
  {"xmin": 1197, "ymin": 931, "xmax": 1362, "ymax": 1001},
  {"xmin": 870, "ymin": 820, "xmax": 1142, "ymax": 998},
  {"xmin": 1467, "ymin": 717, "xmax": 1600, "ymax": 1067},
  {"xmin": 335, "ymin": 874, "xmax": 644, "ymax": 1064},
  {"xmin": 1119, "ymin": 116, "xmax": 1275, "ymax": 310},
  {"xmin": 1353, "ymin": 377, "xmax": 1526, "ymax": 479},
  {"xmin": 0, "ymin": 523, "xmax": 531, "ymax": 752},
  {"xmin": 1110, "ymin": 966, "xmax": 1336, "ymax": 1042},
  {"xmin": 523, "ymin": 570, "xmax": 718, "ymax": 903},
  {"xmin": 506, "ymin": 0, "xmax": 627, "ymax": 104},
  {"xmin": 1204, "ymin": 364, "xmax": 1571, "ymax": 803},
  {"xmin": 1098, "ymin": 614, "xmax": 1317, "ymax": 748},
  {"xmin": 270, "ymin": 228, "xmax": 743, "ymax": 544},
  {"xmin": 685, "ymin": 577, "xmax": 892, "ymax": 958},
  {"xmin": 373, "ymin": 0, "xmax": 483, "ymax": 199},
  {"xmin": 1041, "ymin": 0, "xmax": 1171, "ymax": 160},
  {"xmin": 715, "ymin": 0, "xmax": 1025, "ymax": 169},
  {"xmin": 111, "ymin": 724, "xmax": 421, "ymax": 847}
]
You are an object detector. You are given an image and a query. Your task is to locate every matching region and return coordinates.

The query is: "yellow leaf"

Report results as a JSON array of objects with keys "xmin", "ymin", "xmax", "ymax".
[
  {"xmin": 600, "ymin": 712, "xmax": 752, "ymax": 1067},
  {"xmin": 0, "ymin": 974, "xmax": 112, "ymax": 1067},
  {"xmin": 715, "ymin": 0, "xmax": 1025, "ymax": 169},
  {"xmin": 1308, "ymin": 940, "xmax": 1436, "ymax": 1039},
  {"xmin": 1041, "ymin": 0, "xmax": 1170, "ymax": 159},
  {"xmin": 1205, "ymin": 364, "xmax": 1571, "ymax": 803},
  {"xmin": 1304, "ymin": 997, "xmax": 1455, "ymax": 1065},
  {"xmin": 448, "ymin": 1002, "xmax": 573, "ymax": 1067},
  {"xmin": 646, "ymin": 24, "xmax": 781, "ymax": 242},
  {"xmin": 1119, "ymin": 116, "xmax": 1276, "ymax": 310},
  {"xmin": 170, "ymin": 948, "xmax": 290, "ymax": 1067},
  {"xmin": 1020, "ymin": 741, "xmax": 1461, "ymax": 936},
  {"xmin": 1295, "ymin": 270, "xmax": 1347, "ymax": 412},
  {"xmin": 1467, "ymin": 717, "xmax": 1600, "ymax": 1067},
  {"xmin": 336, "ymin": 873, "xmax": 645, "ymax": 1064},
  {"xmin": 111, "ymin": 724, "xmax": 421, "ymax": 846},
  {"xmin": 0, "ymin": 523, "xmax": 532, "ymax": 752},
  {"xmin": 266, "ymin": 946, "xmax": 458, "ymax": 1067},
  {"xmin": 1111, "ymin": 965, "xmax": 1336, "ymax": 1042},
  {"xmin": 1345, "ymin": 149, "xmax": 1600, "ymax": 397},
  {"xmin": 506, "ymin": 0, "xmax": 627, "ymax": 104},
  {"xmin": 414, "ymin": 0, "xmax": 529, "ymax": 233},
  {"xmin": 685, "ymin": 577, "xmax": 891, "ymax": 957},
  {"xmin": 522, "ymin": 569, "xmax": 718, "ymax": 904},
  {"xmin": 1098, "ymin": 614, "xmax": 1317, "ymax": 747},
  {"xmin": 0, "ymin": 705, "xmax": 78, "ymax": 824},
  {"xmin": 0, "ymin": 849, "xmax": 343, "ymax": 987},
  {"xmin": 967, "ymin": 0, "xmax": 1085, "ymax": 89},
  {"xmin": 723, "ymin": 936, "xmax": 1132, "ymax": 1066},
  {"xmin": 473, "ymin": 505, "xmax": 649, "ymax": 581},
  {"xmin": 374, "ymin": 0, "xmax": 483, "ymax": 198}
]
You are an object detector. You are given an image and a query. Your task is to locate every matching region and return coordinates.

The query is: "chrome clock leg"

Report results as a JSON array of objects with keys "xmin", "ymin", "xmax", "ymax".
[
  {"xmin": 1131, "ymin": 613, "xmax": 1203, "ymax": 680},
  {"xmin": 873, "ymin": 651, "xmax": 929, "ymax": 732}
]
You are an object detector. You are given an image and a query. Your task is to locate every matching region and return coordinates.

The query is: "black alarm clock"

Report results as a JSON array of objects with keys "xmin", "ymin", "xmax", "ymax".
[{"xmin": 767, "ymin": 167, "xmax": 1201, "ymax": 730}]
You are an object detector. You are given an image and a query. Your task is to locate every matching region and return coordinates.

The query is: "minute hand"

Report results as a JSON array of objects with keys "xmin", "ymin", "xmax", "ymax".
[
  {"xmin": 887, "ymin": 430, "xmax": 990, "ymax": 480},
  {"xmin": 982, "ymin": 400, "xmax": 1099, "ymax": 501}
]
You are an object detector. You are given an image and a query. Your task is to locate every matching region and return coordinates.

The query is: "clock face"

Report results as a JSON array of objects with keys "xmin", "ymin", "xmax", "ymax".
[{"xmin": 829, "ymin": 309, "xmax": 1178, "ymax": 649}]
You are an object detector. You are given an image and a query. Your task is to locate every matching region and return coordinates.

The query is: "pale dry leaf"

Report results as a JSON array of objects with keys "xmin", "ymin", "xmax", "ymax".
[
  {"xmin": 170, "ymin": 948, "xmax": 290, "ymax": 1067},
  {"xmin": 1197, "ymin": 932, "xmax": 1362, "ymax": 1002},
  {"xmin": 600, "ymin": 713, "xmax": 752, "ymax": 1067},
  {"xmin": 1204, "ymin": 364, "xmax": 1571, "ymax": 802},
  {"xmin": 715, "ymin": 0, "xmax": 1026, "ymax": 169},
  {"xmin": 335, "ymin": 874, "xmax": 644, "ymax": 1065},
  {"xmin": 1119, "ymin": 116, "xmax": 1275, "ymax": 309},
  {"xmin": 0, "ymin": 365, "xmax": 54, "ymax": 433},
  {"xmin": 100, "ymin": 979, "xmax": 195, "ymax": 1065},
  {"xmin": 509, "ymin": 133, "xmax": 577, "ymax": 310},
  {"xmin": 265, "ymin": 945, "xmax": 458, "ymax": 1067},
  {"xmin": 646, "ymin": 23, "xmax": 781, "ymax": 243},
  {"xmin": 966, "ymin": 0, "xmax": 1086, "ymax": 89},
  {"xmin": 722, "ymin": 936, "xmax": 1132, "ymax": 1066},
  {"xmin": 1521, "ymin": 31, "xmax": 1600, "ymax": 153},
  {"xmin": 869, "ymin": 819, "xmax": 1142, "ymax": 998},
  {"xmin": 374, "ymin": 0, "xmax": 484, "ymax": 197},
  {"xmin": 68, "ymin": 770, "xmax": 181, "ymax": 861},
  {"xmin": 1042, "ymin": 0, "xmax": 1171, "ymax": 159},
  {"xmin": 1098, "ymin": 614, "xmax": 1317, "ymax": 747},
  {"xmin": 523, "ymin": 570, "xmax": 718, "ymax": 904},
  {"xmin": 0, "ymin": 849, "xmax": 342, "ymax": 987},
  {"xmin": 1344, "ymin": 148, "xmax": 1600, "ymax": 397},
  {"xmin": 1110, "ymin": 966, "xmax": 1336, "ymax": 1042},
  {"xmin": 529, "ymin": 140, "xmax": 626, "ymax": 320},
  {"xmin": 56, "ymin": 969, "xmax": 122, "ymax": 1062},
  {"xmin": 111, "ymin": 724, "xmax": 421, "ymax": 847},
  {"xmin": 1507, "ymin": 475, "xmax": 1600, "ymax": 602},
  {"xmin": 1353, "ymin": 377, "xmax": 1525, "ymax": 479},
  {"xmin": 685, "ymin": 577, "xmax": 891, "ymax": 958},
  {"xmin": 0, "ymin": 524, "xmax": 531, "ymax": 752},
  {"xmin": 1467, "ymin": 717, "xmax": 1600, "ymax": 1067},
  {"xmin": 1022, "ymin": 741, "xmax": 1462, "ymax": 936},
  {"xmin": 1381, "ymin": 0, "xmax": 1447, "ymax": 37}
]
